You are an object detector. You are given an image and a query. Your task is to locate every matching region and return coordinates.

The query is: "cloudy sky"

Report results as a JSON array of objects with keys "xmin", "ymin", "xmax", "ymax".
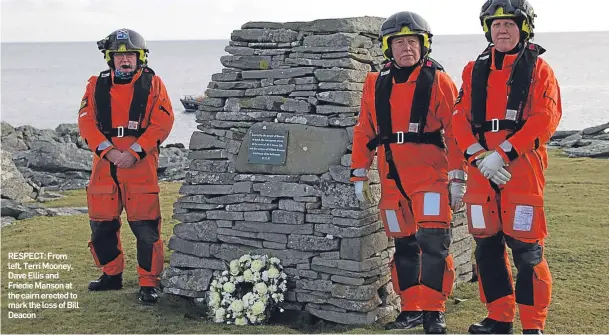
[{"xmin": 1, "ymin": 0, "xmax": 607, "ymax": 42}]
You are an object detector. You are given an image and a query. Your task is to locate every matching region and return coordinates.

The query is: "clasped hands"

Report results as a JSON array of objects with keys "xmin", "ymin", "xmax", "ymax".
[
  {"xmin": 105, "ymin": 149, "xmax": 137, "ymax": 168},
  {"xmin": 475, "ymin": 150, "xmax": 511, "ymax": 185}
]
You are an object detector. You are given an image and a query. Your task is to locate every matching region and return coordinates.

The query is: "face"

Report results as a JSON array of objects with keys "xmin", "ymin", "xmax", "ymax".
[
  {"xmin": 490, "ymin": 19, "xmax": 520, "ymax": 52},
  {"xmin": 113, "ymin": 52, "xmax": 138, "ymax": 72},
  {"xmin": 390, "ymin": 35, "xmax": 421, "ymax": 67}
]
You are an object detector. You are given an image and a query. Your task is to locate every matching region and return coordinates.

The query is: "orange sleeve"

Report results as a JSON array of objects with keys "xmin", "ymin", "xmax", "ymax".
[
  {"xmin": 500, "ymin": 60, "xmax": 562, "ymax": 155},
  {"xmin": 350, "ymin": 73, "xmax": 378, "ymax": 181},
  {"xmin": 435, "ymin": 71, "xmax": 467, "ymax": 173},
  {"xmin": 135, "ymin": 76, "xmax": 175, "ymax": 154},
  {"xmin": 452, "ymin": 62, "xmax": 481, "ymax": 154},
  {"xmin": 77, "ymin": 76, "xmax": 114, "ymax": 158}
]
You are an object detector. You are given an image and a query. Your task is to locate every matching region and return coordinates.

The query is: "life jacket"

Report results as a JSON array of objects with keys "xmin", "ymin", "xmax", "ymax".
[
  {"xmin": 94, "ymin": 67, "xmax": 155, "ymax": 139},
  {"xmin": 367, "ymin": 58, "xmax": 446, "ymax": 201},
  {"xmin": 470, "ymin": 43, "xmax": 545, "ymax": 150}
]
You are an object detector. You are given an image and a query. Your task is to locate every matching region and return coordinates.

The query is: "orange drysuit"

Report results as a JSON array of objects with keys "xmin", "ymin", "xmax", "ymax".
[
  {"xmin": 351, "ymin": 61, "xmax": 466, "ymax": 312},
  {"xmin": 452, "ymin": 45, "xmax": 562, "ymax": 330},
  {"xmin": 78, "ymin": 67, "xmax": 174, "ymax": 287}
]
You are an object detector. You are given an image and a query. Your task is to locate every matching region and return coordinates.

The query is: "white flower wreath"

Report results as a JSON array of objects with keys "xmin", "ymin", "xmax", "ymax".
[{"xmin": 208, "ymin": 254, "xmax": 288, "ymax": 325}]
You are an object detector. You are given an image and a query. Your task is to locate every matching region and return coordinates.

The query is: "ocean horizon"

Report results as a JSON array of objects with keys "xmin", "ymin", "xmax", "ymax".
[{"xmin": 2, "ymin": 31, "xmax": 608, "ymax": 146}]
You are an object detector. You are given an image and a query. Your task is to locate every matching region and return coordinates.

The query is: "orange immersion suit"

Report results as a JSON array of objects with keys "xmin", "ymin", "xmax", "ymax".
[
  {"xmin": 351, "ymin": 60, "xmax": 466, "ymax": 312},
  {"xmin": 78, "ymin": 67, "xmax": 174, "ymax": 287},
  {"xmin": 452, "ymin": 44, "xmax": 562, "ymax": 330}
]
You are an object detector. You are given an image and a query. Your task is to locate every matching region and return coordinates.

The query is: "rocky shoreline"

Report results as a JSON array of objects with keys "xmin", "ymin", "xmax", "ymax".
[
  {"xmin": 1, "ymin": 121, "xmax": 190, "ymax": 225},
  {"xmin": 548, "ymin": 122, "xmax": 609, "ymax": 158},
  {"xmin": 1, "ymin": 120, "xmax": 606, "ymax": 226}
]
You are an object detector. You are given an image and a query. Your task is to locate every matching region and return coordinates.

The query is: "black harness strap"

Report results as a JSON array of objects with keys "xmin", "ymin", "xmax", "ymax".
[
  {"xmin": 371, "ymin": 59, "xmax": 444, "ymax": 201},
  {"xmin": 470, "ymin": 43, "xmax": 544, "ymax": 149},
  {"xmin": 94, "ymin": 67, "xmax": 155, "ymax": 140}
]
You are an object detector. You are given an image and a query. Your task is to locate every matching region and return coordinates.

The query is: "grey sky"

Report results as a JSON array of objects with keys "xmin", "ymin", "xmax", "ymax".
[{"xmin": 1, "ymin": 0, "xmax": 606, "ymax": 42}]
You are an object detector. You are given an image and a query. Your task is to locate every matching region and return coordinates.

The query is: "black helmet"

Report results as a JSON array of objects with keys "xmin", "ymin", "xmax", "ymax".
[
  {"xmin": 97, "ymin": 29, "xmax": 149, "ymax": 68},
  {"xmin": 379, "ymin": 11, "xmax": 433, "ymax": 60},
  {"xmin": 480, "ymin": 0, "xmax": 536, "ymax": 42}
]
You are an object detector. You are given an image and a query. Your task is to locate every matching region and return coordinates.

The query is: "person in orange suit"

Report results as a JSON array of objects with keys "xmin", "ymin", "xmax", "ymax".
[
  {"xmin": 78, "ymin": 29, "xmax": 174, "ymax": 304},
  {"xmin": 452, "ymin": 1, "xmax": 562, "ymax": 333},
  {"xmin": 350, "ymin": 12, "xmax": 467, "ymax": 334}
]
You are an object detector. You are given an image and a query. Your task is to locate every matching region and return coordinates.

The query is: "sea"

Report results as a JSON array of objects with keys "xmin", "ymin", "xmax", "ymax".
[{"xmin": 2, "ymin": 31, "xmax": 608, "ymax": 147}]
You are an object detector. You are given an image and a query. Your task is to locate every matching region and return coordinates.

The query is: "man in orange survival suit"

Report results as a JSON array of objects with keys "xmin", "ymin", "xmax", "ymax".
[
  {"xmin": 78, "ymin": 29, "xmax": 174, "ymax": 304},
  {"xmin": 452, "ymin": 1, "xmax": 562, "ymax": 333},
  {"xmin": 350, "ymin": 12, "xmax": 467, "ymax": 334}
]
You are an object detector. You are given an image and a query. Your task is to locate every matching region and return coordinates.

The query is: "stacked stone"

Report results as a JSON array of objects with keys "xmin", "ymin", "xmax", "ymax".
[{"xmin": 162, "ymin": 17, "xmax": 472, "ymax": 325}]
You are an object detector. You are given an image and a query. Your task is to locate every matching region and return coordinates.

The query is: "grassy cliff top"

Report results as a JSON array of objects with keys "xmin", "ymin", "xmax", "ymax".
[{"xmin": 1, "ymin": 150, "xmax": 608, "ymax": 334}]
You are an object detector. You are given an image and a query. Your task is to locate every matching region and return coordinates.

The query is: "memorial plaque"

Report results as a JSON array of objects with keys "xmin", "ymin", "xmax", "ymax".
[{"xmin": 247, "ymin": 128, "xmax": 289, "ymax": 165}]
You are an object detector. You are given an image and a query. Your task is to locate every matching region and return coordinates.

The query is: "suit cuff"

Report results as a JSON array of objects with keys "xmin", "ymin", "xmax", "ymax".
[
  {"xmin": 496, "ymin": 140, "xmax": 519, "ymax": 162},
  {"xmin": 128, "ymin": 143, "xmax": 145, "ymax": 160},
  {"xmin": 96, "ymin": 141, "xmax": 114, "ymax": 158},
  {"xmin": 448, "ymin": 169, "xmax": 467, "ymax": 182},
  {"xmin": 350, "ymin": 168, "xmax": 369, "ymax": 182}
]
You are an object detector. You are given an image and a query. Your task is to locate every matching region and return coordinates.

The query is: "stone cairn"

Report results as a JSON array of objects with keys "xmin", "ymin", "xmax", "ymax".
[{"xmin": 162, "ymin": 17, "xmax": 473, "ymax": 325}]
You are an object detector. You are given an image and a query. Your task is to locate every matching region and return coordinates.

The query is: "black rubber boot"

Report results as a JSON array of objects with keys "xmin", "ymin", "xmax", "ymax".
[
  {"xmin": 384, "ymin": 311, "xmax": 424, "ymax": 330},
  {"xmin": 138, "ymin": 286, "xmax": 159, "ymax": 304},
  {"xmin": 88, "ymin": 273, "xmax": 122, "ymax": 291},
  {"xmin": 522, "ymin": 330, "xmax": 543, "ymax": 334},
  {"xmin": 423, "ymin": 311, "xmax": 447, "ymax": 334},
  {"xmin": 468, "ymin": 317, "xmax": 514, "ymax": 334}
]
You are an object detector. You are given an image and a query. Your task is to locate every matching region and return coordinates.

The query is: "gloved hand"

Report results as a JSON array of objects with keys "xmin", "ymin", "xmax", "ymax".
[
  {"xmin": 114, "ymin": 151, "xmax": 137, "ymax": 168},
  {"xmin": 477, "ymin": 151, "xmax": 506, "ymax": 179},
  {"xmin": 490, "ymin": 167, "xmax": 512, "ymax": 185},
  {"xmin": 449, "ymin": 180, "xmax": 466, "ymax": 211},
  {"xmin": 354, "ymin": 180, "xmax": 373, "ymax": 203}
]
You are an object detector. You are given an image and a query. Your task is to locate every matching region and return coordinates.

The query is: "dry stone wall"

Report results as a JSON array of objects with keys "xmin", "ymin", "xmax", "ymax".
[{"xmin": 162, "ymin": 17, "xmax": 473, "ymax": 325}]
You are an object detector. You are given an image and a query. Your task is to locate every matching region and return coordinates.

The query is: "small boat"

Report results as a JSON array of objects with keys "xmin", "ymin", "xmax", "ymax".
[{"xmin": 180, "ymin": 95, "xmax": 205, "ymax": 112}]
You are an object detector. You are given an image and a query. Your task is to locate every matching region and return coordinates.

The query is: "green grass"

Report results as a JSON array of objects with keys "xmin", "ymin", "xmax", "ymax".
[{"xmin": 1, "ymin": 150, "xmax": 608, "ymax": 334}]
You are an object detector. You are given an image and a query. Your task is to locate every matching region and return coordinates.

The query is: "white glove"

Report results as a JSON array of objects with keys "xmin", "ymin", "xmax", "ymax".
[
  {"xmin": 449, "ymin": 181, "xmax": 466, "ymax": 211},
  {"xmin": 478, "ymin": 151, "xmax": 506, "ymax": 179},
  {"xmin": 354, "ymin": 180, "xmax": 373, "ymax": 203},
  {"xmin": 490, "ymin": 167, "xmax": 512, "ymax": 185}
]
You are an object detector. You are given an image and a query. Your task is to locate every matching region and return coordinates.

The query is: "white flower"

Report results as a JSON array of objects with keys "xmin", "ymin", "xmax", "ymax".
[
  {"xmin": 280, "ymin": 272, "xmax": 287, "ymax": 279},
  {"xmin": 261, "ymin": 271, "xmax": 269, "ymax": 282},
  {"xmin": 248, "ymin": 315, "xmax": 258, "ymax": 324},
  {"xmin": 234, "ymin": 317, "xmax": 248, "ymax": 326},
  {"xmin": 242, "ymin": 292, "xmax": 254, "ymax": 307},
  {"xmin": 239, "ymin": 254, "xmax": 252, "ymax": 263},
  {"xmin": 270, "ymin": 257, "xmax": 280, "ymax": 265},
  {"xmin": 222, "ymin": 270, "xmax": 229, "ymax": 276},
  {"xmin": 267, "ymin": 266, "xmax": 280, "ymax": 279},
  {"xmin": 269, "ymin": 285, "xmax": 278, "ymax": 292},
  {"xmin": 280, "ymin": 308, "xmax": 285, "ymax": 313},
  {"xmin": 229, "ymin": 260, "xmax": 240, "ymax": 275},
  {"xmin": 236, "ymin": 275, "xmax": 244, "ymax": 283},
  {"xmin": 251, "ymin": 300, "xmax": 266, "ymax": 316},
  {"xmin": 211, "ymin": 279, "xmax": 218, "ymax": 287},
  {"xmin": 214, "ymin": 307, "xmax": 226, "ymax": 323},
  {"xmin": 255, "ymin": 282, "xmax": 268, "ymax": 295},
  {"xmin": 222, "ymin": 282, "xmax": 235, "ymax": 293},
  {"xmin": 279, "ymin": 283, "xmax": 287, "ymax": 291},
  {"xmin": 251, "ymin": 259, "xmax": 265, "ymax": 272},
  {"xmin": 209, "ymin": 291, "xmax": 221, "ymax": 307},
  {"xmin": 230, "ymin": 299, "xmax": 244, "ymax": 313},
  {"xmin": 243, "ymin": 269, "xmax": 254, "ymax": 282},
  {"xmin": 253, "ymin": 272, "xmax": 261, "ymax": 281}
]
